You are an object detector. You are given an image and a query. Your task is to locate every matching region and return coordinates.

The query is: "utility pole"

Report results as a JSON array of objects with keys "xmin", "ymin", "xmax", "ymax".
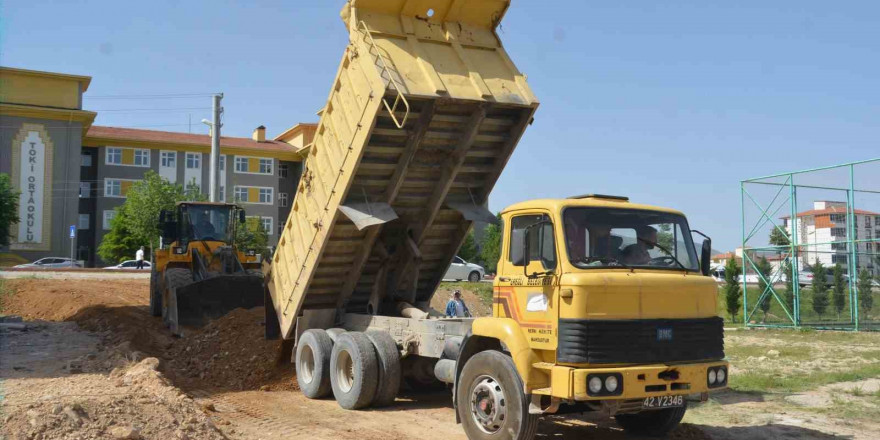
[{"xmin": 208, "ymin": 93, "xmax": 223, "ymax": 202}]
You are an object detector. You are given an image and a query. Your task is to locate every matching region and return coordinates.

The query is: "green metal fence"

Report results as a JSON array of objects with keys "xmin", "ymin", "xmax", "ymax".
[{"xmin": 740, "ymin": 158, "xmax": 880, "ymax": 331}]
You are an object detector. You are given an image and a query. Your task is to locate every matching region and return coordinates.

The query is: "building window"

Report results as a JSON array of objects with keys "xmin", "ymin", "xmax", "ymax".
[
  {"xmin": 234, "ymin": 187, "xmax": 248, "ymax": 202},
  {"xmin": 279, "ymin": 163, "xmax": 289, "ymax": 178},
  {"xmin": 81, "ymin": 153, "xmax": 92, "ymax": 167},
  {"xmin": 261, "ymin": 217, "xmax": 273, "ymax": 234},
  {"xmin": 830, "ymin": 227, "xmax": 846, "ymax": 237},
  {"xmin": 829, "ymin": 214, "xmax": 846, "ymax": 223},
  {"xmin": 103, "ymin": 210, "xmax": 116, "ymax": 230},
  {"xmin": 186, "ymin": 153, "xmax": 200, "ymax": 169},
  {"xmin": 105, "ymin": 179, "xmax": 122, "ymax": 197},
  {"xmin": 831, "ymin": 254, "xmax": 848, "ymax": 264},
  {"xmin": 106, "ymin": 147, "xmax": 122, "ymax": 165},
  {"xmin": 235, "ymin": 157, "xmax": 249, "ymax": 173},
  {"xmin": 259, "ymin": 188, "xmax": 273, "ymax": 204},
  {"xmin": 278, "ymin": 224, "xmax": 284, "ymax": 236},
  {"xmin": 161, "ymin": 151, "xmax": 176, "ymax": 167},
  {"xmin": 875, "ymin": 217, "xmax": 880, "ymax": 227},
  {"xmin": 79, "ymin": 182, "xmax": 91, "ymax": 198},
  {"xmin": 219, "ymin": 186, "xmax": 226, "ymax": 202},
  {"xmin": 259, "ymin": 158, "xmax": 273, "ymax": 174},
  {"xmin": 134, "ymin": 149, "xmax": 150, "ymax": 167},
  {"xmin": 832, "ymin": 242, "xmax": 847, "ymax": 251},
  {"xmin": 219, "ymin": 155, "xmax": 226, "ymax": 171},
  {"xmin": 866, "ymin": 217, "xmax": 872, "ymax": 228},
  {"xmin": 278, "ymin": 192, "xmax": 288, "ymax": 207},
  {"xmin": 78, "ymin": 214, "xmax": 90, "ymax": 230}
]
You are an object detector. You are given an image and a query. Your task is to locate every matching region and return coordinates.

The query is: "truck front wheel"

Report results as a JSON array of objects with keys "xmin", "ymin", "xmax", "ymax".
[
  {"xmin": 614, "ymin": 403, "xmax": 687, "ymax": 437},
  {"xmin": 456, "ymin": 351, "xmax": 538, "ymax": 440},
  {"xmin": 296, "ymin": 329, "xmax": 334, "ymax": 399}
]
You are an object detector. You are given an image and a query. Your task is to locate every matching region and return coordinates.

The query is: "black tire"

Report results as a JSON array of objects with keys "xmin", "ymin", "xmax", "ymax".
[
  {"xmin": 296, "ymin": 329, "xmax": 334, "ymax": 399},
  {"xmin": 366, "ymin": 331, "xmax": 401, "ymax": 407},
  {"xmin": 149, "ymin": 264, "xmax": 162, "ymax": 317},
  {"xmin": 468, "ymin": 271, "xmax": 482, "ymax": 283},
  {"xmin": 456, "ymin": 351, "xmax": 538, "ymax": 440},
  {"xmin": 163, "ymin": 268, "xmax": 192, "ymax": 323},
  {"xmin": 246, "ymin": 268, "xmax": 264, "ymax": 278},
  {"xmin": 614, "ymin": 403, "xmax": 688, "ymax": 437},
  {"xmin": 326, "ymin": 328, "xmax": 346, "ymax": 343},
  {"xmin": 330, "ymin": 332, "xmax": 379, "ymax": 410}
]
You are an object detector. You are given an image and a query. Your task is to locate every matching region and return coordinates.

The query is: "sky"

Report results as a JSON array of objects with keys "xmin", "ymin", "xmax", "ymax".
[{"xmin": 3, "ymin": 0, "xmax": 879, "ymax": 252}]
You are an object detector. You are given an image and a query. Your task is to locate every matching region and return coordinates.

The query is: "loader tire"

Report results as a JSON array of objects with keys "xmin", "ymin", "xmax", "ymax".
[
  {"xmin": 163, "ymin": 268, "xmax": 193, "ymax": 325},
  {"xmin": 366, "ymin": 331, "xmax": 401, "ymax": 407},
  {"xmin": 456, "ymin": 350, "xmax": 538, "ymax": 440},
  {"xmin": 149, "ymin": 264, "xmax": 161, "ymax": 317},
  {"xmin": 330, "ymin": 332, "xmax": 379, "ymax": 410},
  {"xmin": 296, "ymin": 329, "xmax": 334, "ymax": 399},
  {"xmin": 614, "ymin": 402, "xmax": 688, "ymax": 437}
]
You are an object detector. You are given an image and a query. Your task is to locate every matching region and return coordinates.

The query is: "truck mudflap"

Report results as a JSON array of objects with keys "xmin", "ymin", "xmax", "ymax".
[{"xmin": 167, "ymin": 274, "xmax": 264, "ymax": 335}]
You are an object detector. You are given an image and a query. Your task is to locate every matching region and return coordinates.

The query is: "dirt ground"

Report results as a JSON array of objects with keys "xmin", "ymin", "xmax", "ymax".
[{"xmin": 2, "ymin": 277, "xmax": 879, "ymax": 440}]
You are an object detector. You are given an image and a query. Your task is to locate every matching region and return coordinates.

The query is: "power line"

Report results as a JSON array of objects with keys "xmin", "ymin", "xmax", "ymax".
[
  {"xmin": 92, "ymin": 107, "xmax": 212, "ymax": 113},
  {"xmin": 0, "ymin": 123, "xmax": 197, "ymax": 129},
  {"xmin": 85, "ymin": 93, "xmax": 220, "ymax": 99}
]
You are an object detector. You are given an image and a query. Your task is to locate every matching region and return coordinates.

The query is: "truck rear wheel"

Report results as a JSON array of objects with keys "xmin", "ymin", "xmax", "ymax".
[
  {"xmin": 149, "ymin": 264, "xmax": 161, "ymax": 317},
  {"xmin": 614, "ymin": 403, "xmax": 688, "ymax": 437},
  {"xmin": 330, "ymin": 332, "xmax": 379, "ymax": 410},
  {"xmin": 296, "ymin": 329, "xmax": 334, "ymax": 399},
  {"xmin": 366, "ymin": 331, "xmax": 401, "ymax": 407},
  {"xmin": 456, "ymin": 351, "xmax": 538, "ymax": 440}
]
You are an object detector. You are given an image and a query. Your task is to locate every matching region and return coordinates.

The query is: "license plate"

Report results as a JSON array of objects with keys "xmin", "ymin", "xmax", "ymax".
[{"xmin": 642, "ymin": 395, "xmax": 684, "ymax": 409}]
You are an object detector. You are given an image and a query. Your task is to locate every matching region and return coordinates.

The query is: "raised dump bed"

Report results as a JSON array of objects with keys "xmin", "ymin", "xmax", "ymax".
[{"xmin": 266, "ymin": 0, "xmax": 538, "ymax": 338}]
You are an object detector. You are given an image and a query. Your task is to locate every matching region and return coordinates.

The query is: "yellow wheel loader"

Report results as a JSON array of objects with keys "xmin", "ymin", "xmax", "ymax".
[{"xmin": 149, "ymin": 201, "xmax": 264, "ymax": 335}]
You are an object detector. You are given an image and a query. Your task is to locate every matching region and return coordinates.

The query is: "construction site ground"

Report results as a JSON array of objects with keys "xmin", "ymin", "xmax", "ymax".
[{"xmin": 2, "ymin": 275, "xmax": 879, "ymax": 440}]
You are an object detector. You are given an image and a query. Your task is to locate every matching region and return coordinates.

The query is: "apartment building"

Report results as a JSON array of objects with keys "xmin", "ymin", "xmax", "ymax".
[
  {"xmin": 1, "ymin": 66, "xmax": 316, "ymax": 266},
  {"xmin": 782, "ymin": 201, "xmax": 880, "ymax": 275}
]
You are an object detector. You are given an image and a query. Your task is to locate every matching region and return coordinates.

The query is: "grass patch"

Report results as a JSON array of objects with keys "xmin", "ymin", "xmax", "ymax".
[
  {"xmin": 0, "ymin": 277, "xmax": 12, "ymax": 314},
  {"xmin": 726, "ymin": 344, "xmax": 813, "ymax": 362},
  {"xmin": 438, "ymin": 281, "xmax": 493, "ymax": 308},
  {"xmin": 729, "ymin": 363, "xmax": 880, "ymax": 393}
]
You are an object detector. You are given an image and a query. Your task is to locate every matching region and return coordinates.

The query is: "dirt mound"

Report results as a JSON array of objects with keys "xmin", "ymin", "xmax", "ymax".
[
  {"xmin": 1, "ymin": 278, "xmax": 149, "ymax": 321},
  {"xmin": 2, "ymin": 357, "xmax": 226, "ymax": 440},
  {"xmin": 165, "ymin": 307, "xmax": 297, "ymax": 392}
]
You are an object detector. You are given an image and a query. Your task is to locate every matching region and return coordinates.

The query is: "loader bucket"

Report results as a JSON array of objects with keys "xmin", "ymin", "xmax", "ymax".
[{"xmin": 167, "ymin": 274, "xmax": 264, "ymax": 335}]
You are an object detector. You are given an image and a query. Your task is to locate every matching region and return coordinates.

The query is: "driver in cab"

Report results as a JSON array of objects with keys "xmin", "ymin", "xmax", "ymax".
[
  {"xmin": 194, "ymin": 210, "xmax": 216, "ymax": 239},
  {"xmin": 621, "ymin": 226, "xmax": 657, "ymax": 265}
]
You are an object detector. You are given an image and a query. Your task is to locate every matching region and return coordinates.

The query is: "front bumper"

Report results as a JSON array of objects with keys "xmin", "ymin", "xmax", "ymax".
[{"xmin": 547, "ymin": 361, "xmax": 729, "ymax": 401}]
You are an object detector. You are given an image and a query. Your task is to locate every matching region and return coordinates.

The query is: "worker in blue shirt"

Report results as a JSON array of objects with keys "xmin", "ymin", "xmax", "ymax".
[{"xmin": 445, "ymin": 290, "xmax": 471, "ymax": 318}]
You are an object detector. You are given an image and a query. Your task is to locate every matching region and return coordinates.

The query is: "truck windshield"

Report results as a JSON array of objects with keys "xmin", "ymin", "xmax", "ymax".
[
  {"xmin": 563, "ymin": 207, "xmax": 699, "ymax": 271},
  {"xmin": 179, "ymin": 205, "xmax": 234, "ymax": 244}
]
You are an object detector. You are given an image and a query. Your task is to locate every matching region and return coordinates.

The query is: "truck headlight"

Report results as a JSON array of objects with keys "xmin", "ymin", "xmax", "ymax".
[
  {"xmin": 604, "ymin": 375, "xmax": 619, "ymax": 393},
  {"xmin": 173, "ymin": 247, "xmax": 186, "ymax": 255},
  {"xmin": 707, "ymin": 366, "xmax": 727, "ymax": 387},
  {"xmin": 588, "ymin": 377, "xmax": 603, "ymax": 394},
  {"xmin": 716, "ymin": 368, "xmax": 726, "ymax": 384},
  {"xmin": 708, "ymin": 369, "xmax": 717, "ymax": 384}
]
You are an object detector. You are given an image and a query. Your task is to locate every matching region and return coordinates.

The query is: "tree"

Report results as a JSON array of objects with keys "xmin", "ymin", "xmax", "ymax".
[
  {"xmin": 656, "ymin": 223, "xmax": 674, "ymax": 253},
  {"xmin": 723, "ymin": 258, "xmax": 741, "ymax": 323},
  {"xmin": 857, "ymin": 268, "xmax": 874, "ymax": 321},
  {"xmin": 235, "ymin": 217, "xmax": 270, "ymax": 257},
  {"xmin": 756, "ymin": 256, "xmax": 773, "ymax": 322},
  {"xmin": 98, "ymin": 171, "xmax": 205, "ymax": 263},
  {"xmin": 811, "ymin": 260, "xmax": 830, "ymax": 318},
  {"xmin": 0, "ymin": 173, "xmax": 20, "ymax": 247},
  {"xmin": 768, "ymin": 227, "xmax": 790, "ymax": 248},
  {"xmin": 479, "ymin": 214, "xmax": 502, "ymax": 274},
  {"xmin": 458, "ymin": 230, "xmax": 479, "ymax": 263},
  {"xmin": 831, "ymin": 263, "xmax": 847, "ymax": 320},
  {"xmin": 782, "ymin": 259, "xmax": 795, "ymax": 314}
]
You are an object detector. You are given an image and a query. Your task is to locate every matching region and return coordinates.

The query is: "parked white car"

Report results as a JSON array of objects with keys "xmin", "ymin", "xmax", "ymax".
[
  {"xmin": 13, "ymin": 257, "xmax": 82, "ymax": 269},
  {"xmin": 103, "ymin": 260, "xmax": 151, "ymax": 270},
  {"xmin": 443, "ymin": 256, "xmax": 485, "ymax": 282}
]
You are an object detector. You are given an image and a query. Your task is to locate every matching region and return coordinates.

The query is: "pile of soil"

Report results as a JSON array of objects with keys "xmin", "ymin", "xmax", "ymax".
[
  {"xmin": 165, "ymin": 308, "xmax": 297, "ymax": 392},
  {"xmin": 2, "ymin": 357, "xmax": 227, "ymax": 440}
]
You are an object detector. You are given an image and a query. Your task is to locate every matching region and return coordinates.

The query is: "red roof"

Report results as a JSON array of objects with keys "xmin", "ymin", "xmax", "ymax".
[
  {"xmin": 780, "ymin": 206, "xmax": 879, "ymax": 219},
  {"xmin": 85, "ymin": 125, "xmax": 297, "ymax": 155}
]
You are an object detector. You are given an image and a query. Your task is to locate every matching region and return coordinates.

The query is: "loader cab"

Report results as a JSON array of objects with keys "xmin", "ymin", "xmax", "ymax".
[{"xmin": 160, "ymin": 202, "xmax": 245, "ymax": 248}]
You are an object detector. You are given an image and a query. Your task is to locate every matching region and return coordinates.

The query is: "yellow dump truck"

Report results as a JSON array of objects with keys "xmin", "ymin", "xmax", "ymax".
[{"xmin": 264, "ymin": 1, "xmax": 728, "ymax": 439}]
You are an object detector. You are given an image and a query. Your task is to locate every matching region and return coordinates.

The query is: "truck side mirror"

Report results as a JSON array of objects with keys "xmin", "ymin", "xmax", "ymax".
[
  {"xmin": 700, "ymin": 239, "xmax": 712, "ymax": 276},
  {"xmin": 239, "ymin": 210, "xmax": 246, "ymax": 223}
]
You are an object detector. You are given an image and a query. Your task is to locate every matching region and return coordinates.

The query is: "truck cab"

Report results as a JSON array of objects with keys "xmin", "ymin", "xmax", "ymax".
[{"xmin": 454, "ymin": 194, "xmax": 727, "ymax": 438}]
